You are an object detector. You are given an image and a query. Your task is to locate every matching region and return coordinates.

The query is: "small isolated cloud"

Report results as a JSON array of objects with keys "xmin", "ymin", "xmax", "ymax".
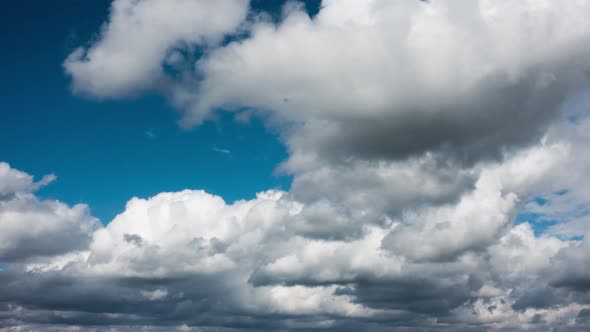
[{"xmin": 212, "ymin": 146, "xmax": 231, "ymax": 155}]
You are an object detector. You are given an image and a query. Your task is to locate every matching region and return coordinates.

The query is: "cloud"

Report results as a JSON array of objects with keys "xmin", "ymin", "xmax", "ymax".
[
  {"xmin": 64, "ymin": 0, "xmax": 249, "ymax": 98},
  {"xmin": 3, "ymin": 132, "xmax": 590, "ymax": 330},
  {"xmin": 212, "ymin": 146, "xmax": 231, "ymax": 154},
  {"xmin": 141, "ymin": 288, "xmax": 168, "ymax": 301},
  {"xmin": 0, "ymin": 162, "xmax": 55, "ymax": 200},
  {"xmin": 2, "ymin": 0, "xmax": 587, "ymax": 330},
  {"xmin": 382, "ymin": 141, "xmax": 568, "ymax": 261},
  {"xmin": 0, "ymin": 163, "xmax": 98, "ymax": 263},
  {"xmin": 186, "ymin": 0, "xmax": 590, "ymax": 167}
]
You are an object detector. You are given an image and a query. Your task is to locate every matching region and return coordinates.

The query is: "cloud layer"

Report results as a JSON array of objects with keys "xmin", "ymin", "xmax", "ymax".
[
  {"xmin": 2, "ymin": 135, "xmax": 590, "ymax": 331},
  {"xmin": 3, "ymin": 0, "xmax": 590, "ymax": 330}
]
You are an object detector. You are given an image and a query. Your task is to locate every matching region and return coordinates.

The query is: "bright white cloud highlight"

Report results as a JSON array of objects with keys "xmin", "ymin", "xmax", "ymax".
[{"xmin": 64, "ymin": 0, "xmax": 249, "ymax": 98}]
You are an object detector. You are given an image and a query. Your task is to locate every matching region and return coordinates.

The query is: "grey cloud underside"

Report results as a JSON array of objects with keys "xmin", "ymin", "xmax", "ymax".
[
  {"xmin": 2, "ymin": 260, "xmax": 590, "ymax": 331},
  {"xmin": 0, "ymin": 273, "xmax": 253, "ymax": 328},
  {"xmin": 549, "ymin": 240, "xmax": 590, "ymax": 292},
  {"xmin": 3, "ymin": 215, "xmax": 590, "ymax": 331},
  {"xmin": 0, "ymin": 274, "xmax": 447, "ymax": 330},
  {"xmin": 291, "ymin": 55, "xmax": 590, "ymax": 166},
  {"xmin": 0, "ymin": 198, "xmax": 96, "ymax": 262},
  {"xmin": 185, "ymin": 1, "xmax": 590, "ymax": 176}
]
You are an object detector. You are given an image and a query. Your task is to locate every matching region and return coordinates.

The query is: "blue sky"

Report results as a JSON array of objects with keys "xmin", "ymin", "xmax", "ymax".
[{"xmin": 0, "ymin": 1, "xmax": 324, "ymax": 222}]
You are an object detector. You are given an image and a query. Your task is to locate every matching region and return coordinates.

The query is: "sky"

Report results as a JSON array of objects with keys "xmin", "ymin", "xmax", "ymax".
[
  {"xmin": 0, "ymin": 0, "xmax": 296, "ymax": 222},
  {"xmin": 1, "ymin": 0, "xmax": 590, "ymax": 331}
]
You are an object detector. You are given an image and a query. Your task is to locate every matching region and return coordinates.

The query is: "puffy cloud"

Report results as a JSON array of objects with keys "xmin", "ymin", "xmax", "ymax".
[
  {"xmin": 284, "ymin": 152, "xmax": 477, "ymax": 224},
  {"xmin": 64, "ymin": 0, "xmax": 249, "ymax": 98},
  {"xmin": 0, "ymin": 187, "xmax": 381, "ymax": 329},
  {"xmin": 66, "ymin": 0, "xmax": 590, "ymax": 167},
  {"xmin": 489, "ymin": 223, "xmax": 567, "ymax": 285},
  {"xmin": 0, "ymin": 162, "xmax": 55, "ymax": 200},
  {"xmin": 187, "ymin": 0, "xmax": 590, "ymax": 167},
  {"xmin": 383, "ymin": 141, "xmax": 568, "ymax": 261},
  {"xmin": 0, "ymin": 163, "xmax": 98, "ymax": 262},
  {"xmin": 2, "ymin": 155, "xmax": 590, "ymax": 330},
  {"xmin": 550, "ymin": 238, "xmax": 590, "ymax": 293},
  {"xmin": 85, "ymin": 189, "xmax": 297, "ymax": 277}
]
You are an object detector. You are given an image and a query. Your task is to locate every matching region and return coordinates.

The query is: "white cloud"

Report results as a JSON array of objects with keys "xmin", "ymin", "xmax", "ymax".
[
  {"xmin": 212, "ymin": 146, "xmax": 231, "ymax": 154},
  {"xmin": 141, "ymin": 288, "xmax": 168, "ymax": 301},
  {"xmin": 2, "ymin": 144, "xmax": 590, "ymax": 330},
  {"xmin": 64, "ymin": 0, "xmax": 249, "ymax": 98},
  {"xmin": 182, "ymin": 0, "xmax": 590, "ymax": 169},
  {"xmin": 0, "ymin": 162, "xmax": 55, "ymax": 199},
  {"xmin": 0, "ymin": 163, "xmax": 98, "ymax": 262},
  {"xmin": 382, "ymin": 141, "xmax": 568, "ymax": 261}
]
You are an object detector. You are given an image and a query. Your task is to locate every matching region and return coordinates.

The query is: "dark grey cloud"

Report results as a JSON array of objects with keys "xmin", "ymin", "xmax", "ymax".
[
  {"xmin": 511, "ymin": 287, "xmax": 564, "ymax": 311},
  {"xmin": 577, "ymin": 308, "xmax": 590, "ymax": 325},
  {"xmin": 303, "ymin": 62, "xmax": 587, "ymax": 167},
  {"xmin": 339, "ymin": 278, "xmax": 473, "ymax": 316}
]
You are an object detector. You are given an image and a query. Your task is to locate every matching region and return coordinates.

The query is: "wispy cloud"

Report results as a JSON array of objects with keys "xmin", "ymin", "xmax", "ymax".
[
  {"xmin": 212, "ymin": 146, "xmax": 231, "ymax": 155},
  {"xmin": 145, "ymin": 130, "xmax": 156, "ymax": 139}
]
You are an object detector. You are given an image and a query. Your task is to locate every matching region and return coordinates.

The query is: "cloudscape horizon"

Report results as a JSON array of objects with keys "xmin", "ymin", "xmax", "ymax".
[{"xmin": 2, "ymin": 0, "xmax": 590, "ymax": 331}]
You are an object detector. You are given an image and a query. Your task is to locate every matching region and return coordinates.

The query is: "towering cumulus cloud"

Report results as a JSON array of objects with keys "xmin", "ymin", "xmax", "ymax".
[{"xmin": 2, "ymin": 0, "xmax": 590, "ymax": 330}]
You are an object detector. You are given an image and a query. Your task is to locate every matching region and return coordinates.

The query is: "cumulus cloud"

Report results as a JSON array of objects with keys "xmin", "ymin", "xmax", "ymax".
[
  {"xmin": 4, "ymin": 134, "xmax": 590, "ymax": 330},
  {"xmin": 64, "ymin": 0, "xmax": 249, "ymax": 98},
  {"xmin": 187, "ymin": 0, "xmax": 590, "ymax": 167},
  {"xmin": 0, "ymin": 162, "xmax": 55, "ymax": 200},
  {"xmin": 0, "ymin": 163, "xmax": 98, "ymax": 262},
  {"xmin": 383, "ymin": 141, "xmax": 568, "ymax": 261},
  {"xmin": 2, "ymin": 0, "xmax": 588, "ymax": 330}
]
